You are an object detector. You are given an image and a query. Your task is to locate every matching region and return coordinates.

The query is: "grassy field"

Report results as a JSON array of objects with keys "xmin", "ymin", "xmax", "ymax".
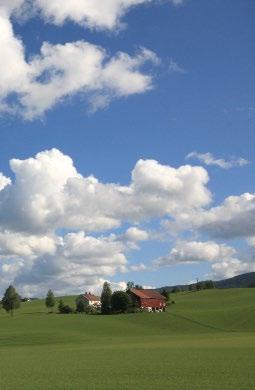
[{"xmin": 0, "ymin": 289, "xmax": 254, "ymax": 389}]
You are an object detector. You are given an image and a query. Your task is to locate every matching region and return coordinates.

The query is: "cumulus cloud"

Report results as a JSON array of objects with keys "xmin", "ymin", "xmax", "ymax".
[
  {"xmin": 211, "ymin": 258, "xmax": 255, "ymax": 280},
  {"xmin": 0, "ymin": 0, "xmax": 187, "ymax": 119},
  {"xmin": 0, "ymin": 148, "xmax": 254, "ymax": 294},
  {"xmin": 0, "ymin": 231, "xmax": 57, "ymax": 258},
  {"xmin": 186, "ymin": 152, "xmax": 249, "ymax": 170},
  {"xmin": 0, "ymin": 148, "xmax": 212, "ymax": 295},
  {"xmin": 153, "ymin": 240, "xmax": 236, "ymax": 267},
  {"xmin": 0, "ymin": 149, "xmax": 211, "ymax": 234},
  {"xmin": 0, "ymin": 230, "xmax": 128, "ymax": 296},
  {"xmin": 0, "ymin": 10, "xmax": 158, "ymax": 119},
  {"xmin": 32, "ymin": 0, "xmax": 183, "ymax": 30},
  {"xmin": 152, "ymin": 239, "xmax": 255, "ymax": 280},
  {"xmin": 170, "ymin": 193, "xmax": 255, "ymax": 240},
  {"xmin": 124, "ymin": 227, "xmax": 149, "ymax": 242},
  {"xmin": 1, "ymin": 0, "xmax": 183, "ymax": 29},
  {"xmin": 0, "ymin": 173, "xmax": 11, "ymax": 191}
]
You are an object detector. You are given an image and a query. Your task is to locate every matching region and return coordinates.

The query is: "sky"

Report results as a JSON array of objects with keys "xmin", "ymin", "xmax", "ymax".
[{"xmin": 0, "ymin": 0, "xmax": 255, "ymax": 296}]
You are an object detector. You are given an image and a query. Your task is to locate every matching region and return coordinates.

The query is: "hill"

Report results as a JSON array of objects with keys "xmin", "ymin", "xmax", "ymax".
[
  {"xmin": 0, "ymin": 288, "xmax": 254, "ymax": 389},
  {"xmin": 159, "ymin": 271, "xmax": 255, "ymax": 292}
]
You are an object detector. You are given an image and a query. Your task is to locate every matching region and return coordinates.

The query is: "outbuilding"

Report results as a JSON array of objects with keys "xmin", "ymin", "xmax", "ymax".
[{"xmin": 128, "ymin": 288, "xmax": 166, "ymax": 311}]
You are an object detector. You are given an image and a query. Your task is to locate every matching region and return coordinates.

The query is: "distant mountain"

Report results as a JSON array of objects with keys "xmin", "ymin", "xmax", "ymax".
[
  {"xmin": 158, "ymin": 272, "xmax": 255, "ymax": 292},
  {"xmin": 215, "ymin": 272, "xmax": 255, "ymax": 289}
]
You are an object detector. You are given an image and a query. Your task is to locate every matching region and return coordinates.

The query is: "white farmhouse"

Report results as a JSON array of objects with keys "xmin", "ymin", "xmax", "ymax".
[{"xmin": 83, "ymin": 292, "xmax": 101, "ymax": 307}]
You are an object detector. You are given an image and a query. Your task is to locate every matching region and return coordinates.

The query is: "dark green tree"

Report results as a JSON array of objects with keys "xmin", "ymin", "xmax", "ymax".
[
  {"xmin": 2, "ymin": 285, "xmax": 20, "ymax": 316},
  {"xmin": 75, "ymin": 295, "xmax": 88, "ymax": 313},
  {"xmin": 111, "ymin": 291, "xmax": 131, "ymax": 313},
  {"xmin": 45, "ymin": 289, "xmax": 55, "ymax": 312},
  {"xmin": 58, "ymin": 299, "xmax": 64, "ymax": 313},
  {"xmin": 58, "ymin": 299, "xmax": 73, "ymax": 314},
  {"xmin": 204, "ymin": 280, "xmax": 215, "ymax": 289},
  {"xmin": 134, "ymin": 284, "xmax": 143, "ymax": 289},
  {"xmin": 101, "ymin": 281, "xmax": 112, "ymax": 314},
  {"xmin": 126, "ymin": 281, "xmax": 143, "ymax": 291},
  {"xmin": 161, "ymin": 289, "xmax": 170, "ymax": 302},
  {"xmin": 126, "ymin": 281, "xmax": 135, "ymax": 291},
  {"xmin": 172, "ymin": 286, "xmax": 181, "ymax": 293}
]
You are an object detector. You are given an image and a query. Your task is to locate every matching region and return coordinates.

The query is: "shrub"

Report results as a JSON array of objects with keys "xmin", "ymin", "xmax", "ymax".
[{"xmin": 58, "ymin": 299, "xmax": 73, "ymax": 314}]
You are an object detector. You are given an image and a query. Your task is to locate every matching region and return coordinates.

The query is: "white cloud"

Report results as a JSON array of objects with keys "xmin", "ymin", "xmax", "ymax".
[
  {"xmin": 0, "ymin": 0, "xmax": 186, "ymax": 118},
  {"xmin": 0, "ymin": 231, "xmax": 57, "ymax": 258},
  {"xmin": 186, "ymin": 151, "xmax": 249, "ymax": 170},
  {"xmin": 33, "ymin": 0, "xmax": 183, "ymax": 30},
  {"xmin": 0, "ymin": 230, "xmax": 128, "ymax": 297},
  {"xmin": 169, "ymin": 59, "xmax": 186, "ymax": 74},
  {"xmin": 0, "ymin": 148, "xmax": 213, "ymax": 295},
  {"xmin": 125, "ymin": 227, "xmax": 149, "ymax": 242},
  {"xmin": 211, "ymin": 259, "xmax": 255, "ymax": 280},
  {"xmin": 172, "ymin": 192, "xmax": 255, "ymax": 240},
  {"xmin": 0, "ymin": 173, "xmax": 11, "ymax": 191},
  {"xmin": 0, "ymin": 148, "xmax": 254, "ymax": 295},
  {"xmin": 153, "ymin": 239, "xmax": 255, "ymax": 281},
  {"xmin": 0, "ymin": 12, "xmax": 159, "ymax": 119},
  {"xmin": 153, "ymin": 240, "xmax": 236, "ymax": 266},
  {"xmin": 0, "ymin": 150, "xmax": 211, "ymax": 234},
  {"xmin": 0, "ymin": 0, "xmax": 26, "ymax": 16},
  {"xmin": 130, "ymin": 263, "xmax": 147, "ymax": 271}
]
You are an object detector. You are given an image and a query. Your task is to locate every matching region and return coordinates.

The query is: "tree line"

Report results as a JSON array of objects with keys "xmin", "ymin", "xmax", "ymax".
[{"xmin": 0, "ymin": 281, "xmax": 171, "ymax": 316}]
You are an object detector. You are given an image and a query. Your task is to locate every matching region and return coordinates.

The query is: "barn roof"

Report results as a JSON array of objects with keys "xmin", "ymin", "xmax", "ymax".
[
  {"xmin": 84, "ymin": 292, "xmax": 101, "ymax": 301},
  {"xmin": 130, "ymin": 288, "xmax": 166, "ymax": 300}
]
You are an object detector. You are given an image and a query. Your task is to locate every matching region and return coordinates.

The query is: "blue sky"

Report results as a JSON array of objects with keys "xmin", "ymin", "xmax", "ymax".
[{"xmin": 0, "ymin": 0, "xmax": 255, "ymax": 295}]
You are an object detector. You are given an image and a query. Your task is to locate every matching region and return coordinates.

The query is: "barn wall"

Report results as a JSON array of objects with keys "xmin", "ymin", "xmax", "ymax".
[{"xmin": 140, "ymin": 298, "xmax": 165, "ymax": 308}]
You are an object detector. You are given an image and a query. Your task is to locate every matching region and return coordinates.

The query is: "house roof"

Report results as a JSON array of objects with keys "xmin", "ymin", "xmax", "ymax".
[
  {"xmin": 84, "ymin": 293, "xmax": 101, "ymax": 301},
  {"xmin": 129, "ymin": 288, "xmax": 166, "ymax": 300}
]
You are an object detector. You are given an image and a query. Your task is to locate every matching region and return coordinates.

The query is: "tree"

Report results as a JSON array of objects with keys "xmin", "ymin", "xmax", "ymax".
[
  {"xmin": 161, "ymin": 289, "xmax": 170, "ymax": 302},
  {"xmin": 45, "ymin": 289, "xmax": 55, "ymax": 312},
  {"xmin": 75, "ymin": 295, "xmax": 88, "ymax": 313},
  {"xmin": 204, "ymin": 280, "xmax": 215, "ymax": 289},
  {"xmin": 2, "ymin": 285, "xmax": 20, "ymax": 316},
  {"xmin": 58, "ymin": 299, "xmax": 64, "ymax": 313},
  {"xmin": 134, "ymin": 284, "xmax": 143, "ymax": 289},
  {"xmin": 111, "ymin": 291, "xmax": 131, "ymax": 313},
  {"xmin": 58, "ymin": 299, "xmax": 73, "ymax": 314},
  {"xmin": 126, "ymin": 281, "xmax": 143, "ymax": 291},
  {"xmin": 188, "ymin": 284, "xmax": 195, "ymax": 292},
  {"xmin": 101, "ymin": 281, "xmax": 112, "ymax": 314},
  {"xmin": 126, "ymin": 281, "xmax": 135, "ymax": 291}
]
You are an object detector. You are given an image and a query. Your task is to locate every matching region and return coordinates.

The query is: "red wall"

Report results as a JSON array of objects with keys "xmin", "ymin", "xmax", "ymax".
[{"xmin": 140, "ymin": 298, "xmax": 165, "ymax": 308}]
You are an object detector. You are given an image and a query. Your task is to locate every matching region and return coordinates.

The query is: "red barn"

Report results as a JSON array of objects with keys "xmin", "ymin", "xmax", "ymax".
[{"xmin": 129, "ymin": 288, "xmax": 166, "ymax": 311}]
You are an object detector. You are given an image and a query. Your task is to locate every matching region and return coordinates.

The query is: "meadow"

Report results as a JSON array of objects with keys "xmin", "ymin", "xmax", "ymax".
[{"xmin": 0, "ymin": 288, "xmax": 254, "ymax": 389}]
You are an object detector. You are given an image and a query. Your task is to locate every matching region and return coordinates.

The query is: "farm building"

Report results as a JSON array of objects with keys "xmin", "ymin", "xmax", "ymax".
[
  {"xmin": 128, "ymin": 288, "xmax": 166, "ymax": 311},
  {"xmin": 83, "ymin": 292, "xmax": 101, "ymax": 307}
]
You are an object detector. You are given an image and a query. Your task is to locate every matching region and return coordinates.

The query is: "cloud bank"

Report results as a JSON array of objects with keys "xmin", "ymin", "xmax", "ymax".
[
  {"xmin": 0, "ymin": 148, "xmax": 254, "ymax": 293},
  {"xmin": 0, "ymin": 148, "xmax": 211, "ymax": 295}
]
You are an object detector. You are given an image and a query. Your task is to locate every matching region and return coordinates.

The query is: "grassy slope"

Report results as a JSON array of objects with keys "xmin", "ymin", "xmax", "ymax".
[{"xmin": 0, "ymin": 289, "xmax": 254, "ymax": 389}]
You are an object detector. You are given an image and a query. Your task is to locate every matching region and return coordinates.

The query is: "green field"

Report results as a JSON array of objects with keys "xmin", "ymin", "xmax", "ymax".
[{"xmin": 0, "ymin": 289, "xmax": 254, "ymax": 389}]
